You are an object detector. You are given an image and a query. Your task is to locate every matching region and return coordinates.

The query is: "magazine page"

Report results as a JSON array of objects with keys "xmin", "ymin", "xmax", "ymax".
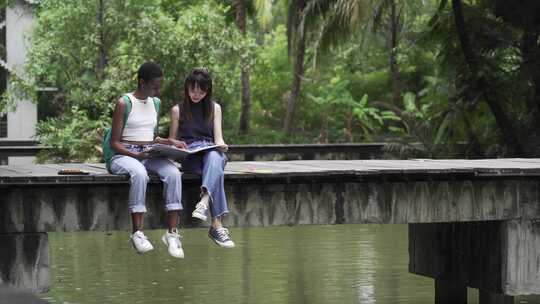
[
  {"xmin": 145, "ymin": 143, "xmax": 227, "ymax": 161},
  {"xmin": 188, "ymin": 144, "xmax": 227, "ymax": 154},
  {"xmin": 145, "ymin": 144, "xmax": 189, "ymax": 160}
]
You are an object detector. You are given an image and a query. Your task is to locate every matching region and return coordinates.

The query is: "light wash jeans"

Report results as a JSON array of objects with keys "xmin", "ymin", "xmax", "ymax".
[
  {"xmin": 110, "ymin": 144, "xmax": 182, "ymax": 213},
  {"xmin": 182, "ymin": 140, "xmax": 229, "ymax": 218}
]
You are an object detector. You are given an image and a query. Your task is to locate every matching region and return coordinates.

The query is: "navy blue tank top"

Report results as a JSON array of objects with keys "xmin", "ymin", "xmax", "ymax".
[{"xmin": 178, "ymin": 101, "xmax": 214, "ymax": 143}]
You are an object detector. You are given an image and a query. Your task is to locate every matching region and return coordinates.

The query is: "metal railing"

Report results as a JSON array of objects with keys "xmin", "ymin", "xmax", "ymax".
[
  {"xmin": 0, "ymin": 140, "xmax": 388, "ymax": 160},
  {"xmin": 0, "ymin": 139, "xmax": 49, "ymax": 157}
]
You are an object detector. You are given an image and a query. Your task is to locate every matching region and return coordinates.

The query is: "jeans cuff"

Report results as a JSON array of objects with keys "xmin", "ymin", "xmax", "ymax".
[
  {"xmin": 129, "ymin": 205, "xmax": 147, "ymax": 213},
  {"xmin": 212, "ymin": 211, "xmax": 229, "ymax": 218},
  {"xmin": 165, "ymin": 202, "xmax": 183, "ymax": 211}
]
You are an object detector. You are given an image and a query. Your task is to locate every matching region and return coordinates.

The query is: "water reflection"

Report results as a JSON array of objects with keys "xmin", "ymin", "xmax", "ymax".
[{"xmin": 41, "ymin": 225, "xmax": 539, "ymax": 304}]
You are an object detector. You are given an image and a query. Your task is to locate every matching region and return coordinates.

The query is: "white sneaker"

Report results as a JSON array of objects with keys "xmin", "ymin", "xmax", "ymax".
[
  {"xmin": 161, "ymin": 229, "xmax": 185, "ymax": 259},
  {"xmin": 131, "ymin": 230, "xmax": 154, "ymax": 254},
  {"xmin": 192, "ymin": 202, "xmax": 209, "ymax": 221}
]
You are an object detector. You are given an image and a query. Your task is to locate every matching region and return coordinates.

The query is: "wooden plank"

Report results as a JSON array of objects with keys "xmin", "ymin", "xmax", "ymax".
[
  {"xmin": 413, "ymin": 159, "xmax": 540, "ymax": 175},
  {"xmin": 328, "ymin": 160, "xmax": 455, "ymax": 175},
  {"xmin": 225, "ymin": 161, "xmax": 348, "ymax": 173},
  {"xmin": 283, "ymin": 161, "xmax": 385, "ymax": 175},
  {"xmin": 3, "ymin": 159, "xmax": 540, "ymax": 185},
  {"xmin": 0, "ymin": 165, "xmax": 59, "ymax": 176},
  {"xmin": 223, "ymin": 161, "xmax": 359, "ymax": 179},
  {"xmin": 1, "ymin": 159, "xmax": 538, "ymax": 177},
  {"xmin": 224, "ymin": 161, "xmax": 388, "ymax": 181},
  {"xmin": 421, "ymin": 158, "xmax": 540, "ymax": 169},
  {"xmin": 41, "ymin": 163, "xmax": 104, "ymax": 175},
  {"xmin": 259, "ymin": 160, "xmax": 360, "ymax": 172},
  {"xmin": 0, "ymin": 167, "xmax": 29, "ymax": 176},
  {"xmin": 502, "ymin": 158, "xmax": 540, "ymax": 165},
  {"xmin": 83, "ymin": 163, "xmax": 108, "ymax": 171}
]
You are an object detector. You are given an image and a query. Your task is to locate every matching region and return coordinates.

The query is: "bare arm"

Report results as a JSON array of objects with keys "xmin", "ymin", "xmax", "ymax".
[
  {"xmin": 110, "ymin": 97, "xmax": 147, "ymax": 159},
  {"xmin": 213, "ymin": 102, "xmax": 228, "ymax": 151},
  {"xmin": 167, "ymin": 105, "xmax": 188, "ymax": 149}
]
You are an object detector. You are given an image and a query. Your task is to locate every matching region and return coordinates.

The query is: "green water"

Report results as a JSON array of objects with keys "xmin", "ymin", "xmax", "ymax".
[{"xmin": 41, "ymin": 225, "xmax": 538, "ymax": 304}]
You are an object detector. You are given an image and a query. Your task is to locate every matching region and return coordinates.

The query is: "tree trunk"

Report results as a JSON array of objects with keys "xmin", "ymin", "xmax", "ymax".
[
  {"xmin": 451, "ymin": 0, "xmax": 525, "ymax": 155},
  {"xmin": 389, "ymin": 0, "xmax": 401, "ymax": 107},
  {"xmin": 239, "ymin": 60, "xmax": 251, "ymax": 134},
  {"xmin": 97, "ymin": 0, "xmax": 108, "ymax": 80},
  {"xmin": 520, "ymin": 30, "xmax": 540, "ymax": 130},
  {"xmin": 520, "ymin": 31, "xmax": 537, "ymax": 111},
  {"xmin": 235, "ymin": 0, "xmax": 252, "ymax": 135},
  {"xmin": 283, "ymin": 0, "xmax": 306, "ymax": 137},
  {"xmin": 345, "ymin": 112, "xmax": 354, "ymax": 142},
  {"xmin": 461, "ymin": 109, "xmax": 484, "ymax": 157},
  {"xmin": 318, "ymin": 111, "xmax": 328, "ymax": 143}
]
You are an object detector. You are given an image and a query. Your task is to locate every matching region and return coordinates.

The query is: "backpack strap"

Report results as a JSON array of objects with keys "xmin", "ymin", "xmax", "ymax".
[
  {"xmin": 103, "ymin": 95, "xmax": 132, "ymax": 172},
  {"xmin": 152, "ymin": 97, "xmax": 161, "ymax": 136},
  {"xmin": 122, "ymin": 95, "xmax": 132, "ymax": 130}
]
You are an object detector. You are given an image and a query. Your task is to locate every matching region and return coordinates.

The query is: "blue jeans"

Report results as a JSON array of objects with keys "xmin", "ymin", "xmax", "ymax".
[
  {"xmin": 182, "ymin": 140, "xmax": 229, "ymax": 217},
  {"xmin": 110, "ymin": 144, "xmax": 183, "ymax": 213}
]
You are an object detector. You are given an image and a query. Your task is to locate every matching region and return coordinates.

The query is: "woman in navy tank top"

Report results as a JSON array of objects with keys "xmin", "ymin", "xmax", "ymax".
[{"xmin": 168, "ymin": 68, "xmax": 235, "ymax": 248}]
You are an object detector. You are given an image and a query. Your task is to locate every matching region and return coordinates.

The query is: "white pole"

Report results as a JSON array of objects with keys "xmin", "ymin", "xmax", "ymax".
[{"xmin": 6, "ymin": 0, "xmax": 37, "ymax": 165}]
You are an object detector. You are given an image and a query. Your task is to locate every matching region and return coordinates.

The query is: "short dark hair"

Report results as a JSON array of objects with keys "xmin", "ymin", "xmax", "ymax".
[{"xmin": 137, "ymin": 62, "xmax": 163, "ymax": 87}]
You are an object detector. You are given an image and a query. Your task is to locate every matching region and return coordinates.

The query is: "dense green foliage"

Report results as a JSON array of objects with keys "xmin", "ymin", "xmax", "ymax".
[
  {"xmin": 4, "ymin": 0, "xmax": 540, "ymax": 161},
  {"xmin": 8, "ymin": 0, "xmax": 243, "ymax": 162}
]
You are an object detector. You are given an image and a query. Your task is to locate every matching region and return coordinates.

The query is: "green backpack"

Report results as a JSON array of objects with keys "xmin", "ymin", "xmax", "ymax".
[{"xmin": 102, "ymin": 95, "xmax": 161, "ymax": 172}]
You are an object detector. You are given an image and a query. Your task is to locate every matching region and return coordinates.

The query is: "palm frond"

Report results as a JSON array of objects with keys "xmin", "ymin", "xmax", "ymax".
[
  {"xmin": 305, "ymin": 0, "xmax": 368, "ymax": 58},
  {"xmin": 335, "ymin": 0, "xmax": 363, "ymax": 29},
  {"xmin": 254, "ymin": 0, "xmax": 273, "ymax": 30},
  {"xmin": 287, "ymin": 0, "xmax": 301, "ymax": 56}
]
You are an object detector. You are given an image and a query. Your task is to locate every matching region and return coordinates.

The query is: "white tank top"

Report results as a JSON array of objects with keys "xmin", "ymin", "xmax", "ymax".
[{"xmin": 121, "ymin": 93, "xmax": 157, "ymax": 142}]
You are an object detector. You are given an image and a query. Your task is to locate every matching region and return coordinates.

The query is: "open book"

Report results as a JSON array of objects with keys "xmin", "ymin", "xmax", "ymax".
[{"xmin": 144, "ymin": 143, "xmax": 226, "ymax": 161}]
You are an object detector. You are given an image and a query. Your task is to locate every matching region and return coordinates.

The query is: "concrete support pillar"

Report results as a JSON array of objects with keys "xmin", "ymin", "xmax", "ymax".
[
  {"xmin": 478, "ymin": 290, "xmax": 513, "ymax": 304},
  {"xmin": 409, "ymin": 221, "xmax": 505, "ymax": 296},
  {"xmin": 435, "ymin": 279, "xmax": 467, "ymax": 304},
  {"xmin": 0, "ymin": 233, "xmax": 49, "ymax": 293},
  {"xmin": 0, "ymin": 285, "xmax": 48, "ymax": 303},
  {"xmin": 409, "ymin": 220, "xmax": 540, "ymax": 301}
]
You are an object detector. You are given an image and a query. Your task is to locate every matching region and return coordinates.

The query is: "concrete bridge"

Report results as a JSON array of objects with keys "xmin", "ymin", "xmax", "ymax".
[{"xmin": 2, "ymin": 158, "xmax": 540, "ymax": 303}]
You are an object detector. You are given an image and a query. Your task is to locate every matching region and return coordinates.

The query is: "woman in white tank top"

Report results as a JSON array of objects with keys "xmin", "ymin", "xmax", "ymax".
[{"xmin": 109, "ymin": 62, "xmax": 185, "ymax": 259}]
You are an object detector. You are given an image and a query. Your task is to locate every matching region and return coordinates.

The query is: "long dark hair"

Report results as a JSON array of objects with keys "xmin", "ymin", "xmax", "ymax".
[{"xmin": 180, "ymin": 68, "xmax": 214, "ymax": 125}]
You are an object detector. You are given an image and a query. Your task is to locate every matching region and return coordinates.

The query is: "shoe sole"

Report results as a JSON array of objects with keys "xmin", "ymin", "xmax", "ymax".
[
  {"xmin": 161, "ymin": 234, "xmax": 168, "ymax": 247},
  {"xmin": 162, "ymin": 234, "xmax": 185, "ymax": 259},
  {"xmin": 192, "ymin": 211, "xmax": 208, "ymax": 221},
  {"xmin": 208, "ymin": 233, "xmax": 235, "ymax": 249},
  {"xmin": 131, "ymin": 241, "xmax": 153, "ymax": 254}
]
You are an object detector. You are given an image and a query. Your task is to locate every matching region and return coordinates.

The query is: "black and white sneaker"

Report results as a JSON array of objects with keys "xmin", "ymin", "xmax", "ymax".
[{"xmin": 208, "ymin": 227, "xmax": 235, "ymax": 248}]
